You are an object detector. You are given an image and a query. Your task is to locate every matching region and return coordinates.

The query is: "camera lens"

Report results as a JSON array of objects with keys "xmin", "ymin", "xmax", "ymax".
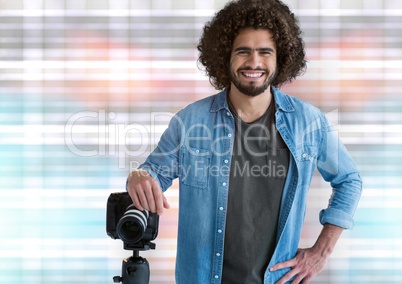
[{"xmin": 116, "ymin": 204, "xmax": 149, "ymax": 244}]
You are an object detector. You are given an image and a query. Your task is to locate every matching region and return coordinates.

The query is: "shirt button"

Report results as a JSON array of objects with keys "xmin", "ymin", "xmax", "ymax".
[
  {"xmin": 215, "ymin": 275, "xmax": 219, "ymax": 279},
  {"xmin": 302, "ymin": 153, "xmax": 307, "ymax": 158},
  {"xmin": 222, "ymin": 182, "xmax": 227, "ymax": 186},
  {"xmin": 216, "ymin": 253, "xmax": 221, "ymax": 257},
  {"xmin": 218, "ymin": 229, "xmax": 222, "ymax": 233},
  {"xmin": 226, "ymin": 111, "xmax": 231, "ymax": 116},
  {"xmin": 224, "ymin": 159, "xmax": 228, "ymax": 164},
  {"xmin": 228, "ymin": 133, "xmax": 232, "ymax": 138},
  {"xmin": 195, "ymin": 149, "xmax": 200, "ymax": 153},
  {"xmin": 219, "ymin": 207, "xmax": 224, "ymax": 211}
]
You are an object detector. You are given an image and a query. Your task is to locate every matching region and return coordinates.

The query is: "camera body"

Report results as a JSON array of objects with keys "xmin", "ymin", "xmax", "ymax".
[{"xmin": 106, "ymin": 192, "xmax": 159, "ymax": 250}]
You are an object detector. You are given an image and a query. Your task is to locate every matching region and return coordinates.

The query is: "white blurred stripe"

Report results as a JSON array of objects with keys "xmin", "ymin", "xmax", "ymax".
[
  {"xmin": 0, "ymin": 9, "xmax": 401, "ymax": 17},
  {"xmin": 1, "ymin": 60, "xmax": 401, "ymax": 70}
]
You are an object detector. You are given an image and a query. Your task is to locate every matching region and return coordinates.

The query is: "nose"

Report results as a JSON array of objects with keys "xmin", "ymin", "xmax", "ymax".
[{"xmin": 246, "ymin": 51, "xmax": 261, "ymax": 68}]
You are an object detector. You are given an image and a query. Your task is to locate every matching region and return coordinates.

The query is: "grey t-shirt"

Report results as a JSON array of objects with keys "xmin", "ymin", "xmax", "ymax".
[{"xmin": 222, "ymin": 98, "xmax": 290, "ymax": 284}]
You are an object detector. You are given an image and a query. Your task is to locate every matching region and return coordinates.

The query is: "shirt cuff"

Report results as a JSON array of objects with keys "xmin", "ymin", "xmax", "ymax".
[{"xmin": 319, "ymin": 208, "xmax": 355, "ymax": 230}]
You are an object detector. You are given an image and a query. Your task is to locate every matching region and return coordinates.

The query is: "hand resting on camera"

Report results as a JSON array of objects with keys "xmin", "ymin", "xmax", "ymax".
[{"xmin": 127, "ymin": 169, "xmax": 170, "ymax": 215}]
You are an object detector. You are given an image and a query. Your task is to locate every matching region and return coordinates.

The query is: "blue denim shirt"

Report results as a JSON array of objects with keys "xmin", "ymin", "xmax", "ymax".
[{"xmin": 138, "ymin": 87, "xmax": 362, "ymax": 284}]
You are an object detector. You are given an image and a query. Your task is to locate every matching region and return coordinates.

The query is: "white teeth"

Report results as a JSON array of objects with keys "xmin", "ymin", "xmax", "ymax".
[{"xmin": 243, "ymin": 73, "xmax": 263, "ymax": 78}]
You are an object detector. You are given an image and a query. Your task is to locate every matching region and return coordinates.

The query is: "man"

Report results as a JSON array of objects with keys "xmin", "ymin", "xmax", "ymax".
[{"xmin": 126, "ymin": 0, "xmax": 362, "ymax": 283}]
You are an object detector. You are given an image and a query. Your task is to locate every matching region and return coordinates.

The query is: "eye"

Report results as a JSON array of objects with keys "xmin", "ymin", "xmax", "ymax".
[
  {"xmin": 259, "ymin": 50, "xmax": 272, "ymax": 56},
  {"xmin": 236, "ymin": 50, "xmax": 249, "ymax": 56}
]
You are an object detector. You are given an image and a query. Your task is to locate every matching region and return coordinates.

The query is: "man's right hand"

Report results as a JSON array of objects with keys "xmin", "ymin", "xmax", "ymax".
[{"xmin": 127, "ymin": 169, "xmax": 170, "ymax": 215}]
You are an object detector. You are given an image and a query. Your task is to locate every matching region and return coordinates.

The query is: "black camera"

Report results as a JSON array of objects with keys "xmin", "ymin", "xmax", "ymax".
[{"xmin": 106, "ymin": 192, "xmax": 159, "ymax": 250}]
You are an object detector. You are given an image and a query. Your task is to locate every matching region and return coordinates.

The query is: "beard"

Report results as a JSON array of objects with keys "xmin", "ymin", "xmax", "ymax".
[{"xmin": 229, "ymin": 67, "xmax": 277, "ymax": 97}]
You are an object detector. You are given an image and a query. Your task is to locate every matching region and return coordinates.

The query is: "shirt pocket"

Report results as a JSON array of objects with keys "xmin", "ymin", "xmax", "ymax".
[{"xmin": 180, "ymin": 146, "xmax": 211, "ymax": 189}]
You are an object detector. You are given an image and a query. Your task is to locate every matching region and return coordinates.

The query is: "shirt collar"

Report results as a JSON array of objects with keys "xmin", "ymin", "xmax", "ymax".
[
  {"xmin": 210, "ymin": 89, "xmax": 229, "ymax": 113},
  {"xmin": 209, "ymin": 87, "xmax": 295, "ymax": 113},
  {"xmin": 272, "ymin": 86, "xmax": 295, "ymax": 112}
]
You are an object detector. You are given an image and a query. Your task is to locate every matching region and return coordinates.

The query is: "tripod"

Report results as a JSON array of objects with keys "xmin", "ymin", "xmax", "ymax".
[{"xmin": 112, "ymin": 241, "xmax": 156, "ymax": 284}]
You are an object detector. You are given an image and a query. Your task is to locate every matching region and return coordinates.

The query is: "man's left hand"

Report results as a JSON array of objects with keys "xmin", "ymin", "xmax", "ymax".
[{"xmin": 269, "ymin": 246, "xmax": 329, "ymax": 284}]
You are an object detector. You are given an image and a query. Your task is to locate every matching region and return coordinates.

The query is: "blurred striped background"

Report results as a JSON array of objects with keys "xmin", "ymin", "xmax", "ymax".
[{"xmin": 0, "ymin": 0, "xmax": 401, "ymax": 283}]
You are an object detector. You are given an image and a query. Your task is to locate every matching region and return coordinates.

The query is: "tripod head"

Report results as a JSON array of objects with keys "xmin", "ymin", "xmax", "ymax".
[
  {"xmin": 113, "ymin": 241, "xmax": 156, "ymax": 284},
  {"xmin": 123, "ymin": 240, "xmax": 156, "ymax": 251}
]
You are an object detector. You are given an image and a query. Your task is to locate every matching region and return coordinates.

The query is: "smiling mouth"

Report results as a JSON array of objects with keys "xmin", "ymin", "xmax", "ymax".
[{"xmin": 240, "ymin": 71, "xmax": 266, "ymax": 79}]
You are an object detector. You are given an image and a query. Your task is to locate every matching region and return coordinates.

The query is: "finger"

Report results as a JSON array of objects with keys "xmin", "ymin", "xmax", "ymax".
[
  {"xmin": 144, "ymin": 185, "xmax": 156, "ymax": 213},
  {"xmin": 136, "ymin": 187, "xmax": 150, "ymax": 211},
  {"xmin": 150, "ymin": 181, "xmax": 165, "ymax": 215},
  {"xmin": 156, "ymin": 194, "xmax": 170, "ymax": 215},
  {"xmin": 291, "ymin": 273, "xmax": 305, "ymax": 284},
  {"xmin": 301, "ymin": 275, "xmax": 312, "ymax": 284},
  {"xmin": 275, "ymin": 268, "xmax": 298, "ymax": 284},
  {"xmin": 270, "ymin": 258, "xmax": 296, "ymax": 272},
  {"xmin": 163, "ymin": 194, "xmax": 170, "ymax": 209},
  {"xmin": 130, "ymin": 190, "xmax": 144, "ymax": 211}
]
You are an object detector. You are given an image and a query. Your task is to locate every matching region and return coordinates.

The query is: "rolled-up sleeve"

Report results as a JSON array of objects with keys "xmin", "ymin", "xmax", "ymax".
[{"xmin": 317, "ymin": 114, "xmax": 363, "ymax": 230}]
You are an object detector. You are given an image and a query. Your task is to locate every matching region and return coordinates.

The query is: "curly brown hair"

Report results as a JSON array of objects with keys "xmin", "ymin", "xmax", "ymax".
[{"xmin": 197, "ymin": 0, "xmax": 306, "ymax": 89}]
